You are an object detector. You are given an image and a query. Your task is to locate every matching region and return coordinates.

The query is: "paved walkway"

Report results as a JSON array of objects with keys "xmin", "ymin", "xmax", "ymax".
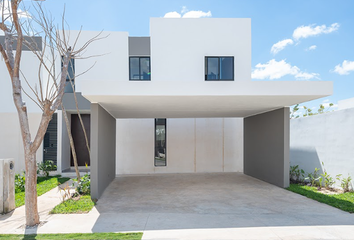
[{"xmin": 1, "ymin": 173, "xmax": 354, "ymax": 240}]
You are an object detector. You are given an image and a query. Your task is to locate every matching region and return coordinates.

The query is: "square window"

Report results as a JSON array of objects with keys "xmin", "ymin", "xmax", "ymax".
[
  {"xmin": 129, "ymin": 57, "xmax": 151, "ymax": 80},
  {"xmin": 205, "ymin": 57, "xmax": 234, "ymax": 81}
]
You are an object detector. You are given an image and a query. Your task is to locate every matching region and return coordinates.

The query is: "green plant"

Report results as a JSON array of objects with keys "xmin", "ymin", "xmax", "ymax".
[
  {"xmin": 337, "ymin": 174, "xmax": 353, "ymax": 192},
  {"xmin": 37, "ymin": 160, "xmax": 56, "ymax": 177},
  {"xmin": 305, "ymin": 168, "xmax": 321, "ymax": 187},
  {"xmin": 320, "ymin": 162, "xmax": 335, "ymax": 189},
  {"xmin": 14, "ymin": 172, "xmax": 26, "ymax": 193},
  {"xmin": 73, "ymin": 173, "xmax": 90, "ymax": 195},
  {"xmin": 289, "ymin": 165, "xmax": 305, "ymax": 183}
]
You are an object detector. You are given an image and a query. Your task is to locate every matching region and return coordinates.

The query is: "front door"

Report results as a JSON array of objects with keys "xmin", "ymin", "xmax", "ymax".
[
  {"xmin": 43, "ymin": 113, "xmax": 57, "ymax": 165},
  {"xmin": 70, "ymin": 114, "xmax": 91, "ymax": 166}
]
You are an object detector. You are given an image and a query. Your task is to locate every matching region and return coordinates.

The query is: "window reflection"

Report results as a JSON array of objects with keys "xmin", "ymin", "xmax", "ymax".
[
  {"xmin": 205, "ymin": 57, "xmax": 234, "ymax": 81},
  {"xmin": 155, "ymin": 118, "xmax": 166, "ymax": 166},
  {"xmin": 129, "ymin": 57, "xmax": 151, "ymax": 80}
]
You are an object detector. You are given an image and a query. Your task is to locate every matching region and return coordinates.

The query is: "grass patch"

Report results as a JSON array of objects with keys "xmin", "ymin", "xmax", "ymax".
[
  {"xmin": 0, "ymin": 232, "xmax": 143, "ymax": 240},
  {"xmin": 287, "ymin": 184, "xmax": 354, "ymax": 213},
  {"xmin": 15, "ymin": 176, "xmax": 70, "ymax": 208},
  {"xmin": 50, "ymin": 195, "xmax": 95, "ymax": 214}
]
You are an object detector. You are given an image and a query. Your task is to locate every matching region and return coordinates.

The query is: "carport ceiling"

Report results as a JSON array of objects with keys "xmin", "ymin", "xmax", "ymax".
[{"xmin": 80, "ymin": 81, "xmax": 333, "ymax": 118}]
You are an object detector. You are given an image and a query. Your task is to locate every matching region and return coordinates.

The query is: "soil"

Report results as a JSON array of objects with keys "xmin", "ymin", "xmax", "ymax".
[{"xmin": 317, "ymin": 188, "xmax": 344, "ymax": 195}]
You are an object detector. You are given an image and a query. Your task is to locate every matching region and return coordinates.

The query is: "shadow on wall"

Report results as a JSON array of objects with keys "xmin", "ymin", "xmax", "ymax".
[{"xmin": 290, "ymin": 147, "xmax": 323, "ymax": 175}]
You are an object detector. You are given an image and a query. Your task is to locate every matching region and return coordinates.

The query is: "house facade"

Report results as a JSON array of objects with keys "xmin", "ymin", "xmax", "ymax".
[{"xmin": 0, "ymin": 18, "xmax": 332, "ymax": 199}]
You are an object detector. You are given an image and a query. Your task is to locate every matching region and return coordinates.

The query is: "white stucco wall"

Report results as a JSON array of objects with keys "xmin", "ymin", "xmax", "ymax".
[
  {"xmin": 0, "ymin": 45, "xmax": 44, "ymax": 174},
  {"xmin": 150, "ymin": 18, "xmax": 251, "ymax": 82},
  {"xmin": 0, "ymin": 51, "xmax": 42, "ymax": 113},
  {"xmin": 0, "ymin": 113, "xmax": 43, "ymax": 174},
  {"xmin": 290, "ymin": 108, "xmax": 354, "ymax": 187},
  {"xmin": 65, "ymin": 31, "xmax": 129, "ymax": 92},
  {"xmin": 116, "ymin": 118, "xmax": 243, "ymax": 175}
]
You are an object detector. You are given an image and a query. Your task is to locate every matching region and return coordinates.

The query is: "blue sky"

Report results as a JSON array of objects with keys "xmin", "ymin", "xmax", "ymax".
[{"xmin": 29, "ymin": 0, "xmax": 354, "ymax": 110}]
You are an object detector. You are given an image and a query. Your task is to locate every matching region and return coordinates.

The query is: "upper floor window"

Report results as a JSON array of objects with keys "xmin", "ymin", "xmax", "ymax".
[
  {"xmin": 205, "ymin": 57, "xmax": 234, "ymax": 81},
  {"xmin": 129, "ymin": 57, "xmax": 151, "ymax": 80},
  {"xmin": 61, "ymin": 57, "xmax": 75, "ymax": 93}
]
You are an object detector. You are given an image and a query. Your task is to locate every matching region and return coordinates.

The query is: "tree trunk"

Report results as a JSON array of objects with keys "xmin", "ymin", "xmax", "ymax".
[
  {"xmin": 61, "ymin": 104, "xmax": 81, "ymax": 182},
  {"xmin": 24, "ymin": 151, "xmax": 39, "ymax": 226}
]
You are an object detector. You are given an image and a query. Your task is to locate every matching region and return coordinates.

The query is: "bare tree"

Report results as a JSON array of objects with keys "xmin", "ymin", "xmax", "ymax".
[{"xmin": 0, "ymin": 0, "xmax": 100, "ymax": 226}]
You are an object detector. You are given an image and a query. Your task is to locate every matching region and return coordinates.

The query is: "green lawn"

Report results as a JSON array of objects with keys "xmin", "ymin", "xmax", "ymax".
[
  {"xmin": 0, "ymin": 232, "xmax": 143, "ymax": 240},
  {"xmin": 287, "ymin": 184, "xmax": 354, "ymax": 213},
  {"xmin": 15, "ymin": 176, "xmax": 70, "ymax": 208},
  {"xmin": 50, "ymin": 195, "xmax": 95, "ymax": 214}
]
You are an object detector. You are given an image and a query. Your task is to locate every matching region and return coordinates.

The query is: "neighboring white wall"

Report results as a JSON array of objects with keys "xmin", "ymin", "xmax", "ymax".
[
  {"xmin": 0, "ymin": 113, "xmax": 43, "ymax": 174},
  {"xmin": 338, "ymin": 97, "xmax": 354, "ymax": 110},
  {"xmin": 150, "ymin": 18, "xmax": 251, "ymax": 82},
  {"xmin": 0, "ymin": 51, "xmax": 42, "ymax": 113},
  {"xmin": 290, "ymin": 108, "xmax": 354, "ymax": 186},
  {"xmin": 116, "ymin": 118, "xmax": 243, "ymax": 175}
]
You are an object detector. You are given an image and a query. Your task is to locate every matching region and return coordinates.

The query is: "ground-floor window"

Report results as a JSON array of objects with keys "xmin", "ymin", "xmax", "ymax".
[{"xmin": 155, "ymin": 118, "xmax": 166, "ymax": 166}]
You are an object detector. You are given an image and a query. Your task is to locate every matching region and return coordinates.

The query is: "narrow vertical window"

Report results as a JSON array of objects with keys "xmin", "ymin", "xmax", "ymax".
[
  {"xmin": 62, "ymin": 57, "xmax": 75, "ymax": 93},
  {"xmin": 155, "ymin": 118, "xmax": 166, "ymax": 166},
  {"xmin": 129, "ymin": 57, "xmax": 151, "ymax": 80}
]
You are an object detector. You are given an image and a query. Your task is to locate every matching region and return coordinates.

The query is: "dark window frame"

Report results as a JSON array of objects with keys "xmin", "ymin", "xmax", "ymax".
[
  {"xmin": 154, "ymin": 118, "xmax": 167, "ymax": 167},
  {"xmin": 61, "ymin": 56, "xmax": 75, "ymax": 93},
  {"xmin": 205, "ymin": 56, "xmax": 234, "ymax": 81},
  {"xmin": 129, "ymin": 56, "xmax": 151, "ymax": 81}
]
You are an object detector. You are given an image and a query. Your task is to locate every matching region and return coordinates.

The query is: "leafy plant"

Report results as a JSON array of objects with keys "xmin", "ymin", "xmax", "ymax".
[
  {"xmin": 289, "ymin": 165, "xmax": 305, "ymax": 183},
  {"xmin": 305, "ymin": 168, "xmax": 321, "ymax": 187},
  {"xmin": 15, "ymin": 172, "xmax": 26, "ymax": 193},
  {"xmin": 73, "ymin": 173, "xmax": 90, "ymax": 195},
  {"xmin": 336, "ymin": 174, "xmax": 353, "ymax": 192},
  {"xmin": 37, "ymin": 160, "xmax": 56, "ymax": 177},
  {"xmin": 290, "ymin": 103, "xmax": 334, "ymax": 119},
  {"xmin": 320, "ymin": 162, "xmax": 335, "ymax": 189},
  {"xmin": 58, "ymin": 183, "xmax": 72, "ymax": 203}
]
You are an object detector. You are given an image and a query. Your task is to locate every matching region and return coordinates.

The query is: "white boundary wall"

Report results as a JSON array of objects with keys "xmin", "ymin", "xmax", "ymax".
[
  {"xmin": 116, "ymin": 118, "xmax": 243, "ymax": 174},
  {"xmin": 290, "ymin": 108, "xmax": 354, "ymax": 186}
]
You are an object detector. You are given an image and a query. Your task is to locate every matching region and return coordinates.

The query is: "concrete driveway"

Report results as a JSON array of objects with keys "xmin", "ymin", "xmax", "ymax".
[
  {"xmin": 92, "ymin": 173, "xmax": 354, "ymax": 239},
  {"xmin": 3, "ymin": 173, "xmax": 353, "ymax": 239}
]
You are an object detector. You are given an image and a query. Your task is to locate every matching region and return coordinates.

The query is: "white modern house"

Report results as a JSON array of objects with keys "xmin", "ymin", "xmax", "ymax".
[{"xmin": 0, "ymin": 18, "xmax": 332, "ymax": 199}]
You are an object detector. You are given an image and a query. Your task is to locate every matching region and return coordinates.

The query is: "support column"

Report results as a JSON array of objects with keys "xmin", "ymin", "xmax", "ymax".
[
  {"xmin": 244, "ymin": 107, "xmax": 290, "ymax": 188},
  {"xmin": 91, "ymin": 103, "xmax": 116, "ymax": 199}
]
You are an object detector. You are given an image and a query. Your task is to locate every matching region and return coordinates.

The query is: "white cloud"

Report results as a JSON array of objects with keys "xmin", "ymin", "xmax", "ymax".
[
  {"xmin": 306, "ymin": 45, "xmax": 317, "ymax": 51},
  {"xmin": 333, "ymin": 60, "xmax": 354, "ymax": 75},
  {"xmin": 163, "ymin": 11, "xmax": 181, "ymax": 18},
  {"xmin": 270, "ymin": 39, "xmax": 293, "ymax": 54},
  {"xmin": 182, "ymin": 10, "xmax": 211, "ymax": 18},
  {"xmin": 163, "ymin": 7, "xmax": 211, "ymax": 18},
  {"xmin": 293, "ymin": 23, "xmax": 339, "ymax": 40},
  {"xmin": 251, "ymin": 59, "xmax": 320, "ymax": 80}
]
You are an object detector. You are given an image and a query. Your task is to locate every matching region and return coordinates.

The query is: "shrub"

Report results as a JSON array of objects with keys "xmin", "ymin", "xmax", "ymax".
[
  {"xmin": 73, "ymin": 173, "xmax": 90, "ymax": 195},
  {"xmin": 15, "ymin": 172, "xmax": 26, "ymax": 192},
  {"xmin": 290, "ymin": 165, "xmax": 305, "ymax": 183},
  {"xmin": 37, "ymin": 160, "xmax": 56, "ymax": 177},
  {"xmin": 336, "ymin": 174, "xmax": 353, "ymax": 192},
  {"xmin": 305, "ymin": 168, "xmax": 321, "ymax": 187},
  {"xmin": 321, "ymin": 163, "xmax": 335, "ymax": 189}
]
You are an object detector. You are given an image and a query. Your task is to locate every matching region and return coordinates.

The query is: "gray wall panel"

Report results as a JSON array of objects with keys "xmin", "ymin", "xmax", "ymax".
[
  {"xmin": 60, "ymin": 92, "xmax": 91, "ymax": 111},
  {"xmin": 90, "ymin": 103, "xmax": 116, "ymax": 199},
  {"xmin": 129, "ymin": 37, "xmax": 150, "ymax": 56},
  {"xmin": 244, "ymin": 108, "xmax": 289, "ymax": 188},
  {"xmin": 0, "ymin": 36, "xmax": 42, "ymax": 51}
]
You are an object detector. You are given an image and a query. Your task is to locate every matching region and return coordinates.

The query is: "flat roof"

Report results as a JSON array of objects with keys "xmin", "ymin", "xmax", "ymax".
[{"xmin": 78, "ymin": 81, "xmax": 332, "ymax": 118}]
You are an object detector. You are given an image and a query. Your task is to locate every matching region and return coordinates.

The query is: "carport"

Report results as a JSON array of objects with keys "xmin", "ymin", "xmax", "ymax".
[{"xmin": 81, "ymin": 80, "xmax": 332, "ymax": 199}]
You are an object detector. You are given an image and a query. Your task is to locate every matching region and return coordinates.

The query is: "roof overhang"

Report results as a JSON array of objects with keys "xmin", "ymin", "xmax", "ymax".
[{"xmin": 78, "ymin": 81, "xmax": 333, "ymax": 118}]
